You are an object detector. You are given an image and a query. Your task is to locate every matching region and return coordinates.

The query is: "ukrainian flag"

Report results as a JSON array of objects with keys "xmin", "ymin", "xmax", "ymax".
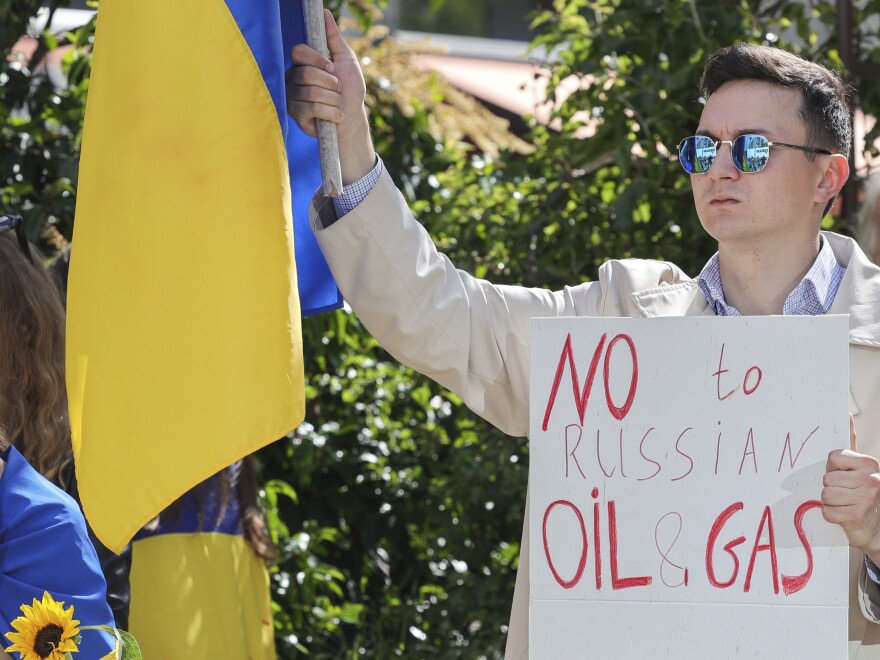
[{"xmin": 67, "ymin": 0, "xmax": 326, "ymax": 554}]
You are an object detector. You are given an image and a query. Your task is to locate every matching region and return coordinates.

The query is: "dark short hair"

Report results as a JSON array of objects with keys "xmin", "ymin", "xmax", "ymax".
[{"xmin": 700, "ymin": 43, "xmax": 852, "ymax": 158}]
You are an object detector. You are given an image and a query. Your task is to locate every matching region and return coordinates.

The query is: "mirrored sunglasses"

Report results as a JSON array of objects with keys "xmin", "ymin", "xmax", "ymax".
[{"xmin": 677, "ymin": 134, "xmax": 831, "ymax": 175}]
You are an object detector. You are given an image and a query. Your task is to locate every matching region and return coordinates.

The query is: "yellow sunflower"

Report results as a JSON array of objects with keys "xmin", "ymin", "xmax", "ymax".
[{"xmin": 4, "ymin": 591, "xmax": 80, "ymax": 660}]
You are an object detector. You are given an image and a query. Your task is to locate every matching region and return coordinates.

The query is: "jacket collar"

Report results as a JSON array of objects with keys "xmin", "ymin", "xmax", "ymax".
[
  {"xmin": 824, "ymin": 231, "xmax": 880, "ymax": 347},
  {"xmin": 629, "ymin": 232, "xmax": 880, "ymax": 347},
  {"xmin": 631, "ymin": 280, "xmax": 714, "ymax": 318}
]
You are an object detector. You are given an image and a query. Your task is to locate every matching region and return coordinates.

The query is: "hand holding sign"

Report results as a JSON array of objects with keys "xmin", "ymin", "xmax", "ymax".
[{"xmin": 822, "ymin": 414, "xmax": 880, "ymax": 557}]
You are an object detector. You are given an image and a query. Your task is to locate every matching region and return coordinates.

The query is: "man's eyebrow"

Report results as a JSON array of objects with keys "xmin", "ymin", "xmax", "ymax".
[{"xmin": 695, "ymin": 128, "xmax": 768, "ymax": 140}]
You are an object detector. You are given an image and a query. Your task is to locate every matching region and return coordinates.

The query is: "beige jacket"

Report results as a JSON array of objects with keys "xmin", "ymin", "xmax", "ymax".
[{"xmin": 311, "ymin": 167, "xmax": 880, "ymax": 659}]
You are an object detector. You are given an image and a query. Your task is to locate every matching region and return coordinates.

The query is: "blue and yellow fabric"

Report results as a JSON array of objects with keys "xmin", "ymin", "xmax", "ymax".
[
  {"xmin": 127, "ymin": 468, "xmax": 274, "ymax": 658},
  {"xmin": 0, "ymin": 446, "xmax": 116, "ymax": 659},
  {"xmin": 225, "ymin": 0, "xmax": 342, "ymax": 315},
  {"xmin": 68, "ymin": 0, "xmax": 328, "ymax": 553}
]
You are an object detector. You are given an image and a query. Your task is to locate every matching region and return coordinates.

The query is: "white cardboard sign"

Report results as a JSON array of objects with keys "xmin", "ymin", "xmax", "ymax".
[{"xmin": 529, "ymin": 316, "xmax": 849, "ymax": 659}]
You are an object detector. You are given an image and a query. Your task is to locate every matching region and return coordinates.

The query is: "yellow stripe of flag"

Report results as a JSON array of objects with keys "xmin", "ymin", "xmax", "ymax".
[{"xmin": 67, "ymin": 0, "xmax": 303, "ymax": 552}]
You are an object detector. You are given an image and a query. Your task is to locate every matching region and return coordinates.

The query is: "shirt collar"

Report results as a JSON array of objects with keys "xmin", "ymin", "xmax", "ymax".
[{"xmin": 697, "ymin": 236, "xmax": 846, "ymax": 317}]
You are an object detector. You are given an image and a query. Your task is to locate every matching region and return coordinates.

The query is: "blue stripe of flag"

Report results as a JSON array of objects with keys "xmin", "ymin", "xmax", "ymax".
[{"xmin": 225, "ymin": 0, "xmax": 343, "ymax": 315}]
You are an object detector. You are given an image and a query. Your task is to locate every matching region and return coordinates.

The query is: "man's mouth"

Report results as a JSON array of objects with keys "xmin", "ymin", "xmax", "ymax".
[{"xmin": 709, "ymin": 196, "xmax": 740, "ymax": 206}]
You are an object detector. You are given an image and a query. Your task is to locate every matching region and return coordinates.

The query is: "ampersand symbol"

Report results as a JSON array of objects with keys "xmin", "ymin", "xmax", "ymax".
[{"xmin": 655, "ymin": 512, "xmax": 689, "ymax": 588}]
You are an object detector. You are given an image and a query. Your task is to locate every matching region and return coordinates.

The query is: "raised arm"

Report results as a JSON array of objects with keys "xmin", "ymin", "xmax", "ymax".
[{"xmin": 283, "ymin": 14, "xmax": 683, "ymax": 438}]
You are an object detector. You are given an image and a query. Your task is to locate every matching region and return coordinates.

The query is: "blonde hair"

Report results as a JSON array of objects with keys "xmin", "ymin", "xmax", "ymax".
[
  {"xmin": 0, "ymin": 233, "xmax": 71, "ymax": 484},
  {"xmin": 859, "ymin": 174, "xmax": 880, "ymax": 265}
]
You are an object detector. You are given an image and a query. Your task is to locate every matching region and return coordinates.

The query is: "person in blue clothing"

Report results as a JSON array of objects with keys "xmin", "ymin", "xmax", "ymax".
[
  {"xmin": 0, "ymin": 428, "xmax": 116, "ymax": 659},
  {"xmin": 126, "ymin": 459, "xmax": 279, "ymax": 659},
  {"xmin": 0, "ymin": 217, "xmax": 131, "ymax": 631},
  {"xmin": 0, "ymin": 216, "xmax": 116, "ymax": 659}
]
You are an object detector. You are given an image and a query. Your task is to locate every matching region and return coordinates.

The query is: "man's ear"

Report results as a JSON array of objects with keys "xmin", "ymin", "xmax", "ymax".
[{"xmin": 816, "ymin": 154, "xmax": 850, "ymax": 205}]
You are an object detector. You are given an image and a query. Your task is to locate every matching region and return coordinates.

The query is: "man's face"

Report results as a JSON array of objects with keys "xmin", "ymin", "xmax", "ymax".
[{"xmin": 690, "ymin": 80, "xmax": 828, "ymax": 248}]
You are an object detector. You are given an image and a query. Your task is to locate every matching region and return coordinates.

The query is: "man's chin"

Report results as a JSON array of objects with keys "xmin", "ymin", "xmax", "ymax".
[{"xmin": 698, "ymin": 214, "xmax": 751, "ymax": 243}]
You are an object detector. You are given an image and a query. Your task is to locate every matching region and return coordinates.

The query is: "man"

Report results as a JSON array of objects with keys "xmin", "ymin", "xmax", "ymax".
[{"xmin": 287, "ymin": 10, "xmax": 880, "ymax": 658}]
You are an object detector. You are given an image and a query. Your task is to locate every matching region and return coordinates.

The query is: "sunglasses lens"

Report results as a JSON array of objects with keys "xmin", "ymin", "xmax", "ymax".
[
  {"xmin": 679, "ymin": 136, "xmax": 715, "ymax": 174},
  {"xmin": 733, "ymin": 135, "xmax": 770, "ymax": 173}
]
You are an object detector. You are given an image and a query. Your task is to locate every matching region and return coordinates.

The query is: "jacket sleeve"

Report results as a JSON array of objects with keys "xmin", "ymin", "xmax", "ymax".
[
  {"xmin": 310, "ymin": 165, "xmax": 629, "ymax": 437},
  {"xmin": 311, "ymin": 163, "xmax": 687, "ymax": 437}
]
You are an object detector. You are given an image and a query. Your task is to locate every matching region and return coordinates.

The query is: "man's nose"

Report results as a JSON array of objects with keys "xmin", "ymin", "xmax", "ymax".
[{"xmin": 709, "ymin": 142, "xmax": 740, "ymax": 180}]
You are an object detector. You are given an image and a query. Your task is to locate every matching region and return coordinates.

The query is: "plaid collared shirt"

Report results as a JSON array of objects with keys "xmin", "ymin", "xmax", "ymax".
[{"xmin": 697, "ymin": 235, "xmax": 845, "ymax": 316}]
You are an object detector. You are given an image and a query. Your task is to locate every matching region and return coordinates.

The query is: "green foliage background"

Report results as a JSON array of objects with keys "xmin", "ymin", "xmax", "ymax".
[{"xmin": 2, "ymin": 1, "xmax": 879, "ymax": 658}]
